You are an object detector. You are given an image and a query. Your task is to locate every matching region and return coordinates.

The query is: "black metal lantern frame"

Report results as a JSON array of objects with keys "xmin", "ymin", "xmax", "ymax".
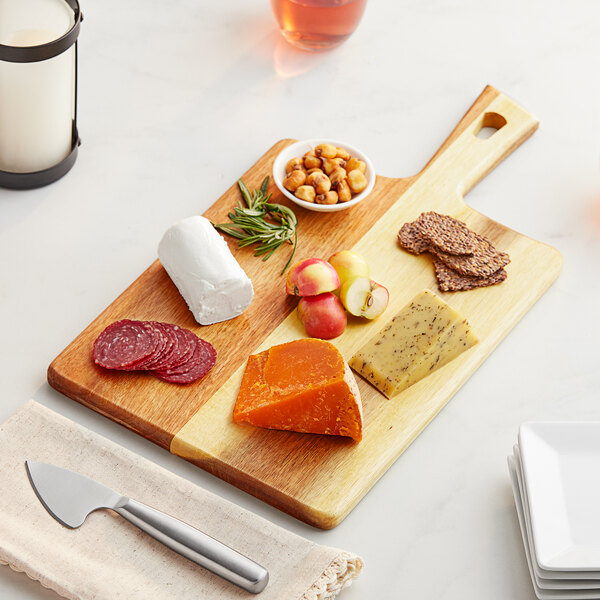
[{"xmin": 0, "ymin": 0, "xmax": 82, "ymax": 190}]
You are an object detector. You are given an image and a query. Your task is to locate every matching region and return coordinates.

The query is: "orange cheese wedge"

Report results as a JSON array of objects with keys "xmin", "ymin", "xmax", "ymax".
[{"xmin": 233, "ymin": 339, "xmax": 363, "ymax": 441}]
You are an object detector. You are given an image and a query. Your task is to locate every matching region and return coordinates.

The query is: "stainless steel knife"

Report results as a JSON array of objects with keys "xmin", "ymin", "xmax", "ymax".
[{"xmin": 25, "ymin": 461, "xmax": 269, "ymax": 594}]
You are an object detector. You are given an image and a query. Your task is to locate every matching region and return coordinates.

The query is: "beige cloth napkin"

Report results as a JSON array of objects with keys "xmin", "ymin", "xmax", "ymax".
[{"xmin": 0, "ymin": 401, "xmax": 363, "ymax": 600}]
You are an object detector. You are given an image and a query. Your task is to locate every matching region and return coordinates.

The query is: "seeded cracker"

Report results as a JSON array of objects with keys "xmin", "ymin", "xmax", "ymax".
[
  {"xmin": 433, "ymin": 258, "xmax": 507, "ymax": 292},
  {"xmin": 397, "ymin": 222, "xmax": 431, "ymax": 254},
  {"xmin": 430, "ymin": 232, "xmax": 510, "ymax": 277},
  {"xmin": 416, "ymin": 212, "xmax": 478, "ymax": 255}
]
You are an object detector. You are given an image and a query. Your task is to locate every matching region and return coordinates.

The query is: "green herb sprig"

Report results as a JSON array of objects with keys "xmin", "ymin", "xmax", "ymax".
[{"xmin": 213, "ymin": 176, "xmax": 298, "ymax": 275}]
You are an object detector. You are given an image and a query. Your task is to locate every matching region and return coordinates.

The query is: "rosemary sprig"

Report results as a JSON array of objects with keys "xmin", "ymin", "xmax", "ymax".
[{"xmin": 213, "ymin": 176, "xmax": 298, "ymax": 275}]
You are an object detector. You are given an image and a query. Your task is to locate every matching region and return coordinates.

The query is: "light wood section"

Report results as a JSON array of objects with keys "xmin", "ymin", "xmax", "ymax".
[{"xmin": 48, "ymin": 86, "xmax": 562, "ymax": 528}]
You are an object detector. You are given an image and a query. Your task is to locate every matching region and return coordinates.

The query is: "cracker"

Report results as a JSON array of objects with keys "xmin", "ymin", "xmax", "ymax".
[
  {"xmin": 433, "ymin": 258, "xmax": 507, "ymax": 292},
  {"xmin": 397, "ymin": 222, "xmax": 430, "ymax": 254},
  {"xmin": 430, "ymin": 233, "xmax": 510, "ymax": 277},
  {"xmin": 416, "ymin": 212, "xmax": 478, "ymax": 255}
]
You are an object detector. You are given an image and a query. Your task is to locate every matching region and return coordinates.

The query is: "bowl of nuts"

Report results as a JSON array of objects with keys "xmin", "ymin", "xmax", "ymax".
[{"xmin": 272, "ymin": 139, "xmax": 375, "ymax": 213}]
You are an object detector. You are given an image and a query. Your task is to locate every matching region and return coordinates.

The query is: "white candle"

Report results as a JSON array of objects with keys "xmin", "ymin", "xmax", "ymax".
[{"xmin": 0, "ymin": 0, "xmax": 75, "ymax": 174}]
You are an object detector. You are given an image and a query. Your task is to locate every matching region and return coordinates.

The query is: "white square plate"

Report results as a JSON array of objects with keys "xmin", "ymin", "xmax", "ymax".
[
  {"xmin": 508, "ymin": 453, "xmax": 600, "ymax": 599},
  {"xmin": 510, "ymin": 447, "xmax": 600, "ymax": 589},
  {"xmin": 519, "ymin": 423, "xmax": 600, "ymax": 571}
]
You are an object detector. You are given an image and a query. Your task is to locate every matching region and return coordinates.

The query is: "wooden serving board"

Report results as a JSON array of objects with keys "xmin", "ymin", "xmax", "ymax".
[{"xmin": 48, "ymin": 86, "xmax": 561, "ymax": 529}]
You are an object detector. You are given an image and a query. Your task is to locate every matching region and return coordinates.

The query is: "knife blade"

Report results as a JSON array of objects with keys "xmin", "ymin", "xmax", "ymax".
[{"xmin": 25, "ymin": 461, "xmax": 269, "ymax": 594}]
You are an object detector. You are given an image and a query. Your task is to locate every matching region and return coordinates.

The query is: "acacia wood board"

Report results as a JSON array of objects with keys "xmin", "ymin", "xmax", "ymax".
[{"xmin": 48, "ymin": 86, "xmax": 562, "ymax": 529}]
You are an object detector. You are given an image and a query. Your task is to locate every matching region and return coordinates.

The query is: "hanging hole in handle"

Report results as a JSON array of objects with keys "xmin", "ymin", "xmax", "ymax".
[{"xmin": 474, "ymin": 112, "xmax": 507, "ymax": 139}]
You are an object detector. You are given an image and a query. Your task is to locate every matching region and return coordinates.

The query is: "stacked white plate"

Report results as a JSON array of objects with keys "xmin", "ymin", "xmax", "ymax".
[{"xmin": 509, "ymin": 423, "xmax": 600, "ymax": 599}]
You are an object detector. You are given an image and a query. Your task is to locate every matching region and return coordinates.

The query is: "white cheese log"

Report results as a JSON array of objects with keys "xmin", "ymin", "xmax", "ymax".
[{"xmin": 158, "ymin": 215, "xmax": 254, "ymax": 325}]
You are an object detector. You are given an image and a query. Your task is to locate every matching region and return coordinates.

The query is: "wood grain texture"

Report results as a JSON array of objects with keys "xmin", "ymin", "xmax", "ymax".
[
  {"xmin": 48, "ymin": 86, "xmax": 562, "ymax": 528},
  {"xmin": 47, "ymin": 143, "xmax": 408, "ymax": 449}
]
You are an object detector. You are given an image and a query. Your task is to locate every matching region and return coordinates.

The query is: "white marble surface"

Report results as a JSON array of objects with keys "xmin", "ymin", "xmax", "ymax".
[{"xmin": 1, "ymin": 0, "xmax": 599, "ymax": 598}]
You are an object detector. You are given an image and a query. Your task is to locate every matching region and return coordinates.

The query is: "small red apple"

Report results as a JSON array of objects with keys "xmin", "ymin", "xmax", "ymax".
[
  {"xmin": 328, "ymin": 250, "xmax": 370, "ymax": 286},
  {"xmin": 286, "ymin": 258, "xmax": 340, "ymax": 296},
  {"xmin": 297, "ymin": 292, "xmax": 347, "ymax": 339}
]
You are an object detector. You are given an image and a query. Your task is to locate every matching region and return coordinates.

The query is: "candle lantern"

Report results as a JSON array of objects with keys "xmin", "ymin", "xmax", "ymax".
[{"xmin": 0, "ymin": 0, "xmax": 82, "ymax": 189}]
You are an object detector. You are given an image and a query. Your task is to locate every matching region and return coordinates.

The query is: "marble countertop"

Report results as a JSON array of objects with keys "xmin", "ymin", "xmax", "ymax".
[{"xmin": 1, "ymin": 0, "xmax": 599, "ymax": 598}]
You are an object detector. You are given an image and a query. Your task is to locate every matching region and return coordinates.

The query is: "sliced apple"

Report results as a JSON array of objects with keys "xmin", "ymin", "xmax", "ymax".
[{"xmin": 340, "ymin": 276, "xmax": 389, "ymax": 319}]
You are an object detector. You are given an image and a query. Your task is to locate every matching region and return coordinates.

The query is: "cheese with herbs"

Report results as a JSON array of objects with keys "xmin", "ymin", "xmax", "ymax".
[{"xmin": 349, "ymin": 290, "xmax": 478, "ymax": 398}]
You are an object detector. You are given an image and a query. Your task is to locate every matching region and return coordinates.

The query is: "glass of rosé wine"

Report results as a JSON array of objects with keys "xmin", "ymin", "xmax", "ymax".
[{"xmin": 271, "ymin": 0, "xmax": 367, "ymax": 52}]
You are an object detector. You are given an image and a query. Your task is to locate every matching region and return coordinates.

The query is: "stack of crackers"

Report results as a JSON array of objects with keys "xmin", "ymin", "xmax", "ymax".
[{"xmin": 398, "ymin": 212, "xmax": 510, "ymax": 292}]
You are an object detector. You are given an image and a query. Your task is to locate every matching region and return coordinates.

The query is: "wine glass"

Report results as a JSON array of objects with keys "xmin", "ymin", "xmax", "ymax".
[{"xmin": 271, "ymin": 0, "xmax": 367, "ymax": 52}]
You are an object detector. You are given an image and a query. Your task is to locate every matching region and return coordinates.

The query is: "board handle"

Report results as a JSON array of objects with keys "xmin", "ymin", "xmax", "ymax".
[{"xmin": 422, "ymin": 85, "xmax": 539, "ymax": 200}]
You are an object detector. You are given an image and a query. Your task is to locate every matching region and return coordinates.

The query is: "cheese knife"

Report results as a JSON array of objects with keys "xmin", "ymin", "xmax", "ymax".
[{"xmin": 25, "ymin": 461, "xmax": 269, "ymax": 594}]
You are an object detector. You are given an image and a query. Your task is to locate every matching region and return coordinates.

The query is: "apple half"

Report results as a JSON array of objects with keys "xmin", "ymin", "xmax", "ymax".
[{"xmin": 340, "ymin": 276, "xmax": 389, "ymax": 319}]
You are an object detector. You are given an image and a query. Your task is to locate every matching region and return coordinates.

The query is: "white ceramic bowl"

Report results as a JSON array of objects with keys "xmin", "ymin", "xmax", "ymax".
[{"xmin": 272, "ymin": 139, "xmax": 375, "ymax": 213}]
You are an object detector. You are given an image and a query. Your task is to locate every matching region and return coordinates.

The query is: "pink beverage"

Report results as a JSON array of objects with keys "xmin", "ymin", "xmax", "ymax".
[{"xmin": 271, "ymin": 0, "xmax": 367, "ymax": 51}]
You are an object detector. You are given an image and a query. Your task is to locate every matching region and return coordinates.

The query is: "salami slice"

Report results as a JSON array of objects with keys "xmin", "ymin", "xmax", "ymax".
[
  {"xmin": 154, "ymin": 337, "xmax": 199, "ymax": 376},
  {"xmin": 93, "ymin": 319, "xmax": 216, "ymax": 385},
  {"xmin": 93, "ymin": 320, "xmax": 159, "ymax": 370},
  {"xmin": 141, "ymin": 322, "xmax": 177, "ymax": 370},
  {"xmin": 160, "ymin": 327, "xmax": 197, "ymax": 370},
  {"xmin": 122, "ymin": 320, "xmax": 166, "ymax": 370},
  {"xmin": 154, "ymin": 339, "xmax": 217, "ymax": 384}
]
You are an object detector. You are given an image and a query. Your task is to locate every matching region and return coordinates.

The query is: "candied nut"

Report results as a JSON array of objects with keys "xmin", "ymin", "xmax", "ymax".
[
  {"xmin": 303, "ymin": 151, "xmax": 322, "ymax": 170},
  {"xmin": 322, "ymin": 157, "xmax": 346, "ymax": 175},
  {"xmin": 335, "ymin": 147, "xmax": 350, "ymax": 160},
  {"xmin": 306, "ymin": 171, "xmax": 320, "ymax": 186},
  {"xmin": 315, "ymin": 143, "xmax": 337, "ymax": 159},
  {"xmin": 337, "ymin": 179, "xmax": 352, "ymax": 202},
  {"xmin": 329, "ymin": 167, "xmax": 347, "ymax": 187},
  {"xmin": 322, "ymin": 158, "xmax": 336, "ymax": 175},
  {"xmin": 306, "ymin": 167, "xmax": 324, "ymax": 175},
  {"xmin": 307, "ymin": 172, "xmax": 331, "ymax": 194},
  {"xmin": 347, "ymin": 169, "xmax": 368, "ymax": 194},
  {"xmin": 295, "ymin": 185, "xmax": 316, "ymax": 203},
  {"xmin": 316, "ymin": 191, "xmax": 339, "ymax": 205},
  {"xmin": 285, "ymin": 157, "xmax": 303, "ymax": 174},
  {"xmin": 345, "ymin": 158, "xmax": 366, "ymax": 174},
  {"xmin": 283, "ymin": 169, "xmax": 306, "ymax": 192}
]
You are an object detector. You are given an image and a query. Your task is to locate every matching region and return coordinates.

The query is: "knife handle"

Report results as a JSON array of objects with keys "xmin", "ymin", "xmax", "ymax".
[{"xmin": 115, "ymin": 499, "xmax": 268, "ymax": 593}]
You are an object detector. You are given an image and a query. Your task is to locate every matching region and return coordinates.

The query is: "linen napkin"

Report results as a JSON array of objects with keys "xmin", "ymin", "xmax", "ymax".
[{"xmin": 0, "ymin": 401, "xmax": 363, "ymax": 600}]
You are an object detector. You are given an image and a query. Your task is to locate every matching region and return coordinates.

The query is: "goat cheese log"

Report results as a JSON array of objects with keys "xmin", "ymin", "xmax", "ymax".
[{"xmin": 158, "ymin": 215, "xmax": 254, "ymax": 325}]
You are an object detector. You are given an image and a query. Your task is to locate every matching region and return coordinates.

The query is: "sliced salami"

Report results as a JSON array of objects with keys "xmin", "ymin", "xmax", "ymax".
[
  {"xmin": 154, "ymin": 362, "xmax": 212, "ymax": 384},
  {"xmin": 154, "ymin": 336, "xmax": 200, "ymax": 376},
  {"xmin": 93, "ymin": 319, "xmax": 216, "ymax": 385},
  {"xmin": 154, "ymin": 339, "xmax": 217, "ymax": 384},
  {"xmin": 93, "ymin": 320, "xmax": 159, "ymax": 370},
  {"xmin": 123, "ymin": 320, "xmax": 167, "ymax": 371},
  {"xmin": 162, "ymin": 327, "xmax": 198, "ymax": 370},
  {"xmin": 141, "ymin": 322, "xmax": 177, "ymax": 370}
]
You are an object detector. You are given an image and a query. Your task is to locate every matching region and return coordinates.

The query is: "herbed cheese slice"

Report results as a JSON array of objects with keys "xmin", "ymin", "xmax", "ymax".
[
  {"xmin": 349, "ymin": 290, "xmax": 478, "ymax": 398},
  {"xmin": 395, "ymin": 315, "xmax": 478, "ymax": 391},
  {"xmin": 233, "ymin": 339, "xmax": 363, "ymax": 442}
]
